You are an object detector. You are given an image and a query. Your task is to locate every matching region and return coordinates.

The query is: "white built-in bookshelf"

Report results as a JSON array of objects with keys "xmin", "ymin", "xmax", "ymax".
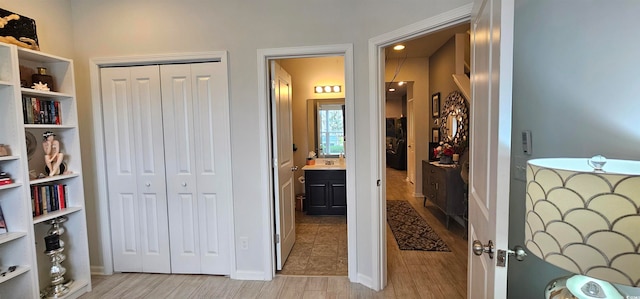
[{"xmin": 0, "ymin": 42, "xmax": 90, "ymax": 298}]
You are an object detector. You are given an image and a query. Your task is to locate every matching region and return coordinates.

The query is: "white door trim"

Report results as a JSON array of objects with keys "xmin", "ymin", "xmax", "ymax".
[
  {"xmin": 256, "ymin": 44, "xmax": 356, "ymax": 282},
  {"xmin": 89, "ymin": 51, "xmax": 236, "ymax": 277},
  {"xmin": 368, "ymin": 4, "xmax": 473, "ymax": 290}
]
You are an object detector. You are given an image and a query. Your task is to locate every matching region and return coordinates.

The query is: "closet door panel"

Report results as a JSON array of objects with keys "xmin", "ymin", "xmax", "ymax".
[
  {"xmin": 101, "ymin": 68, "xmax": 142, "ymax": 272},
  {"xmin": 161, "ymin": 64, "xmax": 201, "ymax": 273},
  {"xmin": 130, "ymin": 66, "xmax": 171, "ymax": 273},
  {"xmin": 191, "ymin": 62, "xmax": 232, "ymax": 274},
  {"xmin": 101, "ymin": 66, "xmax": 170, "ymax": 273}
]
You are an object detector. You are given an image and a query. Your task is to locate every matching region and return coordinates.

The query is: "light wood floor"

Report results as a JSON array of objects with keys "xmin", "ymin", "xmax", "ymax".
[{"xmin": 81, "ymin": 167, "xmax": 467, "ymax": 298}]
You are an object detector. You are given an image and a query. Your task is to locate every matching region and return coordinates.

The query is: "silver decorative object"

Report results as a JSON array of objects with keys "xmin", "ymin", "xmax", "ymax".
[
  {"xmin": 44, "ymin": 247, "xmax": 69, "ymax": 298},
  {"xmin": 42, "ymin": 216, "xmax": 74, "ymax": 298}
]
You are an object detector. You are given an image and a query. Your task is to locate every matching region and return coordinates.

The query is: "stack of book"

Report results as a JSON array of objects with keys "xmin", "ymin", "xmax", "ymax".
[
  {"xmin": 22, "ymin": 96, "xmax": 62, "ymax": 125},
  {"xmin": 0, "ymin": 171, "xmax": 12, "ymax": 186},
  {"xmin": 31, "ymin": 184, "xmax": 68, "ymax": 216}
]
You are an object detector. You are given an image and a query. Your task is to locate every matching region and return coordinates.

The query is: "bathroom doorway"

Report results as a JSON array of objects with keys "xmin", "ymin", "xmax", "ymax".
[{"xmin": 267, "ymin": 55, "xmax": 351, "ymax": 276}]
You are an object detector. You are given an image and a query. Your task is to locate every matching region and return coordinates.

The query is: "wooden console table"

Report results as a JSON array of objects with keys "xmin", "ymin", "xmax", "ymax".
[{"xmin": 421, "ymin": 160, "xmax": 467, "ymax": 228}]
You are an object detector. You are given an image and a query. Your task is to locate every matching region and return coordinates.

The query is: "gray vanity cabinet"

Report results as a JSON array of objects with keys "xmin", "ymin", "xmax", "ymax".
[
  {"xmin": 304, "ymin": 170, "xmax": 346, "ymax": 215},
  {"xmin": 422, "ymin": 160, "xmax": 466, "ymax": 228}
]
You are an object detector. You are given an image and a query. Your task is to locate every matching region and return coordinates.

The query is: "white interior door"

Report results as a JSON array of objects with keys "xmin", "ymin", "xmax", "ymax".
[
  {"xmin": 407, "ymin": 98, "xmax": 415, "ymax": 184},
  {"xmin": 161, "ymin": 63, "xmax": 231, "ymax": 274},
  {"xmin": 468, "ymin": 0, "xmax": 514, "ymax": 298},
  {"xmin": 271, "ymin": 61, "xmax": 296, "ymax": 270},
  {"xmin": 101, "ymin": 66, "xmax": 171, "ymax": 273}
]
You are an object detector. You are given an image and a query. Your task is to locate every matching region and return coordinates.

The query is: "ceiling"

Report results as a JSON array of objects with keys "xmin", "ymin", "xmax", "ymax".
[{"xmin": 384, "ymin": 22, "xmax": 470, "ymax": 101}]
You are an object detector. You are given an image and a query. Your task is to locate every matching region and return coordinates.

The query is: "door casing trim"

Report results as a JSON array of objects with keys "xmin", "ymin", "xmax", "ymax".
[
  {"xmin": 257, "ymin": 44, "xmax": 356, "ymax": 282},
  {"xmin": 88, "ymin": 51, "xmax": 236, "ymax": 277},
  {"xmin": 367, "ymin": 3, "xmax": 473, "ymax": 290}
]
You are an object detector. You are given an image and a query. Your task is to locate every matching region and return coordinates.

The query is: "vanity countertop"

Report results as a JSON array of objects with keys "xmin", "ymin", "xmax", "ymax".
[
  {"xmin": 429, "ymin": 161, "xmax": 459, "ymax": 168},
  {"xmin": 302, "ymin": 159, "xmax": 346, "ymax": 170}
]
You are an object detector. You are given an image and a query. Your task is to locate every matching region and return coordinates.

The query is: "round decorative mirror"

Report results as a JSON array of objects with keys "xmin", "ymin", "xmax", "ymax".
[{"xmin": 440, "ymin": 90, "xmax": 469, "ymax": 147}]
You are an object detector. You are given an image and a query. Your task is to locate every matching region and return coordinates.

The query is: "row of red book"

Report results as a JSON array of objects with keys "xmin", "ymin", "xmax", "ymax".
[
  {"xmin": 31, "ymin": 184, "xmax": 68, "ymax": 217},
  {"xmin": 22, "ymin": 96, "xmax": 62, "ymax": 125}
]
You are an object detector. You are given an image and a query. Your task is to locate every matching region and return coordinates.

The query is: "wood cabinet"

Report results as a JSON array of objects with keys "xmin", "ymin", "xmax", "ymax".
[
  {"xmin": 422, "ymin": 160, "xmax": 466, "ymax": 228},
  {"xmin": 0, "ymin": 43, "xmax": 91, "ymax": 298},
  {"xmin": 304, "ymin": 170, "xmax": 346, "ymax": 215}
]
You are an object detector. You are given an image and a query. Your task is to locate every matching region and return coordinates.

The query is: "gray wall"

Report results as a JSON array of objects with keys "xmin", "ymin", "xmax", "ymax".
[
  {"xmin": 429, "ymin": 35, "xmax": 458, "ymax": 129},
  {"xmin": 508, "ymin": 0, "xmax": 640, "ymax": 297}
]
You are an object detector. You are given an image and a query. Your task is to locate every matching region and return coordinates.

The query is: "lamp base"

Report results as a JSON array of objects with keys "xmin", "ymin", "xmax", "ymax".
[{"xmin": 545, "ymin": 275, "xmax": 624, "ymax": 299}]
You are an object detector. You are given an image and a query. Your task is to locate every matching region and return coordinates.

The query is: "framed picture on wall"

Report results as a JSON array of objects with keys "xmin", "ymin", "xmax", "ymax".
[
  {"xmin": 432, "ymin": 128, "xmax": 440, "ymax": 143},
  {"xmin": 432, "ymin": 92, "xmax": 440, "ymax": 118}
]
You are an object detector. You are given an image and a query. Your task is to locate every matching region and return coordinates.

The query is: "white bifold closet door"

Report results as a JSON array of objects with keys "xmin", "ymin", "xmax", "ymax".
[
  {"xmin": 160, "ymin": 63, "xmax": 231, "ymax": 274},
  {"xmin": 101, "ymin": 62, "xmax": 231, "ymax": 275},
  {"xmin": 101, "ymin": 66, "xmax": 171, "ymax": 273}
]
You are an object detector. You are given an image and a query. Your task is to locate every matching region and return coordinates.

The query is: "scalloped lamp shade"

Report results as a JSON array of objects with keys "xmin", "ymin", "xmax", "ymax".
[{"xmin": 526, "ymin": 158, "xmax": 640, "ymax": 287}]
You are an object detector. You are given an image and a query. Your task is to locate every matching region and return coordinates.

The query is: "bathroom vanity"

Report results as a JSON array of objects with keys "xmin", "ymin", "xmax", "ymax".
[{"xmin": 303, "ymin": 161, "xmax": 346, "ymax": 215}]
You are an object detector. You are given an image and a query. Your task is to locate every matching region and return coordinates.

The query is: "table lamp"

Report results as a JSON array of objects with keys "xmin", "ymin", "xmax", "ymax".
[{"xmin": 525, "ymin": 156, "xmax": 640, "ymax": 299}]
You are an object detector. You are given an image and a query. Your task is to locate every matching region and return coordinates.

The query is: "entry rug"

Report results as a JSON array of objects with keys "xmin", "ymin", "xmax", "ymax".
[{"xmin": 386, "ymin": 200, "xmax": 450, "ymax": 251}]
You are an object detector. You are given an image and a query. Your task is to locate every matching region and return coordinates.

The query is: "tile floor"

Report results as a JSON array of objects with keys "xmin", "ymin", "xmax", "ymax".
[{"xmin": 277, "ymin": 210, "xmax": 348, "ymax": 276}]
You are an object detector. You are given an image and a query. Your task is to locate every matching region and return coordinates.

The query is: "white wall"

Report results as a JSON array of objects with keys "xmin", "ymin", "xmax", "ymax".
[
  {"xmin": 0, "ymin": 1, "xmax": 75, "ymax": 57},
  {"xmin": 3, "ymin": 0, "xmax": 470, "ymax": 284},
  {"xmin": 508, "ymin": 0, "xmax": 640, "ymax": 297}
]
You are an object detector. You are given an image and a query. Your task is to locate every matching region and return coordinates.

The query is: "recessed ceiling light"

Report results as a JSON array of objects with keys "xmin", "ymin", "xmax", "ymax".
[
  {"xmin": 398, "ymin": 81, "xmax": 405, "ymax": 86},
  {"xmin": 393, "ymin": 45, "xmax": 405, "ymax": 51},
  {"xmin": 388, "ymin": 88, "xmax": 396, "ymax": 92}
]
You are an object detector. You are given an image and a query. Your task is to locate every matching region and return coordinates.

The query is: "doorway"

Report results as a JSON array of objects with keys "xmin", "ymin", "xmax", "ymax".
[
  {"xmin": 271, "ymin": 57, "xmax": 347, "ymax": 275},
  {"xmin": 370, "ymin": 5, "xmax": 471, "ymax": 290},
  {"xmin": 257, "ymin": 45, "xmax": 356, "ymax": 281}
]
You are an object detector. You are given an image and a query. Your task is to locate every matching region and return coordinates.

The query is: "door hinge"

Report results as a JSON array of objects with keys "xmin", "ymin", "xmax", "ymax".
[
  {"xmin": 377, "ymin": 179, "xmax": 381, "ymax": 187},
  {"xmin": 271, "ymin": 80, "xmax": 275, "ymax": 90},
  {"xmin": 273, "ymin": 158, "xmax": 277, "ymax": 168},
  {"xmin": 275, "ymin": 234, "xmax": 280, "ymax": 244}
]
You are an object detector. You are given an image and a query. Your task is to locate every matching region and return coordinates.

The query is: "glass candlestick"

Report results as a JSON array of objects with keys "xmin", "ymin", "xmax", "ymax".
[{"xmin": 43, "ymin": 235, "xmax": 69, "ymax": 298}]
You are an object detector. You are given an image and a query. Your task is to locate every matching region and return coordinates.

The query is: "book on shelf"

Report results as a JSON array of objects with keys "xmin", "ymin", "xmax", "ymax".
[
  {"xmin": 0, "ymin": 204, "xmax": 7, "ymax": 234},
  {"xmin": 31, "ymin": 183, "xmax": 68, "ymax": 216},
  {"xmin": 22, "ymin": 96, "xmax": 61, "ymax": 125}
]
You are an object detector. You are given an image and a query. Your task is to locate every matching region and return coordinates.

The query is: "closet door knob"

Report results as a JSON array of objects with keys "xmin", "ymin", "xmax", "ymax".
[
  {"xmin": 182, "ymin": 182, "xmax": 187, "ymax": 187},
  {"xmin": 145, "ymin": 182, "xmax": 151, "ymax": 187}
]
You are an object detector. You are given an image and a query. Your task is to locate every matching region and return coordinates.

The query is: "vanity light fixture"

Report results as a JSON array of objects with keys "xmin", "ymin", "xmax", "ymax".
[
  {"xmin": 314, "ymin": 85, "xmax": 341, "ymax": 93},
  {"xmin": 388, "ymin": 88, "xmax": 396, "ymax": 92},
  {"xmin": 398, "ymin": 81, "xmax": 405, "ymax": 86},
  {"xmin": 393, "ymin": 44, "xmax": 405, "ymax": 51}
]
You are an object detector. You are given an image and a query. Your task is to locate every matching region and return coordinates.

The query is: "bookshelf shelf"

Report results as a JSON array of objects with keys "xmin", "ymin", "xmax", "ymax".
[
  {"xmin": 0, "ymin": 265, "xmax": 30, "ymax": 284},
  {"xmin": 0, "ymin": 155, "xmax": 20, "ymax": 162},
  {"xmin": 33, "ymin": 207, "xmax": 82, "ymax": 224},
  {"xmin": 0, "ymin": 232, "xmax": 27, "ymax": 245},
  {"xmin": 0, "ymin": 182, "xmax": 23, "ymax": 191},
  {"xmin": 29, "ymin": 173, "xmax": 80, "ymax": 185},
  {"xmin": 20, "ymin": 88, "xmax": 73, "ymax": 99}
]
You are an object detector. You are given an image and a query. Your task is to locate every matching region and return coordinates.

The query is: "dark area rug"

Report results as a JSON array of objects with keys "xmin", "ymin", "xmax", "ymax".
[{"xmin": 387, "ymin": 200, "xmax": 450, "ymax": 251}]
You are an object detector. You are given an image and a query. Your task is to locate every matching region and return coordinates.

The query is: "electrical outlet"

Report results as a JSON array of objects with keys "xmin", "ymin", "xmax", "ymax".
[{"xmin": 239, "ymin": 237, "xmax": 249, "ymax": 250}]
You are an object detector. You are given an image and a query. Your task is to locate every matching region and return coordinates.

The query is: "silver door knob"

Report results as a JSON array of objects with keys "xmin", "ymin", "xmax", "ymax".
[
  {"xmin": 291, "ymin": 166, "xmax": 299, "ymax": 171},
  {"xmin": 182, "ymin": 182, "xmax": 187, "ymax": 187},
  {"xmin": 472, "ymin": 240, "xmax": 494, "ymax": 259},
  {"xmin": 145, "ymin": 182, "xmax": 151, "ymax": 187}
]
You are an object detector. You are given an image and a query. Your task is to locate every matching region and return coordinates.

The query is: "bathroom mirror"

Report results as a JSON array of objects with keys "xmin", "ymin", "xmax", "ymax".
[
  {"xmin": 440, "ymin": 90, "xmax": 468, "ymax": 146},
  {"xmin": 307, "ymin": 98, "xmax": 345, "ymax": 158}
]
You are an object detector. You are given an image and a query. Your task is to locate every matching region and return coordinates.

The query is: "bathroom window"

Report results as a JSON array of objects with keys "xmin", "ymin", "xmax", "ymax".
[{"xmin": 317, "ymin": 104, "xmax": 344, "ymax": 157}]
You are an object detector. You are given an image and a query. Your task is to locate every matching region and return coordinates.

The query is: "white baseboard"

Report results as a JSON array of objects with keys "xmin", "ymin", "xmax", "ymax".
[
  {"xmin": 357, "ymin": 273, "xmax": 376, "ymax": 290},
  {"xmin": 232, "ymin": 270, "xmax": 268, "ymax": 281},
  {"xmin": 90, "ymin": 266, "xmax": 107, "ymax": 275}
]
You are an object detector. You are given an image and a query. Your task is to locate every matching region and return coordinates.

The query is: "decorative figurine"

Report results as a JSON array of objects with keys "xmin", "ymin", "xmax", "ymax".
[{"xmin": 42, "ymin": 131, "xmax": 66, "ymax": 176}]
